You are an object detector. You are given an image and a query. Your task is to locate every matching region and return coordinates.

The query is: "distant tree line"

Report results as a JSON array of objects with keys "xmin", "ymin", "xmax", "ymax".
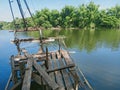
[
  {"xmin": 1, "ymin": 2, "xmax": 120, "ymax": 30},
  {"xmin": 0, "ymin": 21, "xmax": 12, "ymax": 30}
]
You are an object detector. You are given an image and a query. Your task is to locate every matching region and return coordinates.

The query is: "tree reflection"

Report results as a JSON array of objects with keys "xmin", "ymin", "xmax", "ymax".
[{"xmin": 26, "ymin": 29, "xmax": 120, "ymax": 53}]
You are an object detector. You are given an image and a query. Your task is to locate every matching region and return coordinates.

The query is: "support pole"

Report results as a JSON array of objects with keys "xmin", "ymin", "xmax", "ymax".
[
  {"xmin": 8, "ymin": 0, "xmax": 17, "ymax": 37},
  {"xmin": 16, "ymin": 0, "xmax": 27, "ymax": 31},
  {"xmin": 5, "ymin": 73, "xmax": 12, "ymax": 90},
  {"xmin": 23, "ymin": 0, "xmax": 35, "ymax": 23}
]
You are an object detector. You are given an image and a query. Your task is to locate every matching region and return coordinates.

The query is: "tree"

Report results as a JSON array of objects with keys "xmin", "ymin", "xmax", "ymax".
[
  {"xmin": 86, "ymin": 2, "xmax": 99, "ymax": 28},
  {"xmin": 34, "ymin": 8, "xmax": 52, "ymax": 28},
  {"xmin": 60, "ymin": 6, "xmax": 75, "ymax": 28},
  {"xmin": 49, "ymin": 10, "xmax": 60, "ymax": 27}
]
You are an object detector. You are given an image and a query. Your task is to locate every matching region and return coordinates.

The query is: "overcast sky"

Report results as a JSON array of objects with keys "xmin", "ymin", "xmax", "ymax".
[{"xmin": 0, "ymin": 0, "xmax": 120, "ymax": 22}]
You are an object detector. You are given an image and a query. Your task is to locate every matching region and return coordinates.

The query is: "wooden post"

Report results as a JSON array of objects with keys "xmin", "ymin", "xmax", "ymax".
[
  {"xmin": 5, "ymin": 73, "xmax": 12, "ymax": 90},
  {"xmin": 10, "ymin": 55, "xmax": 18, "ymax": 84},
  {"xmin": 22, "ymin": 58, "xmax": 33, "ymax": 90},
  {"xmin": 19, "ymin": 62, "xmax": 25, "ymax": 79},
  {"xmin": 45, "ymin": 47, "xmax": 48, "ymax": 69}
]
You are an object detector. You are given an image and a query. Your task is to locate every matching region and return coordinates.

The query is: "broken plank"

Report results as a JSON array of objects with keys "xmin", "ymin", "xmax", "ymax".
[
  {"xmin": 47, "ymin": 55, "xmax": 56, "ymax": 89},
  {"xmin": 22, "ymin": 59, "xmax": 33, "ymax": 90},
  {"xmin": 10, "ymin": 55, "xmax": 18, "ymax": 84},
  {"xmin": 51, "ymin": 53, "xmax": 65, "ymax": 90},
  {"xmin": 14, "ymin": 53, "xmax": 50, "ymax": 61},
  {"xmin": 11, "ymin": 38, "xmax": 55, "ymax": 43},
  {"xmin": 33, "ymin": 60, "xmax": 59, "ymax": 90},
  {"xmin": 47, "ymin": 63, "xmax": 75, "ymax": 73},
  {"xmin": 56, "ymin": 52, "xmax": 74, "ymax": 90},
  {"xmin": 61, "ymin": 50, "xmax": 74, "ymax": 65},
  {"xmin": 61, "ymin": 50, "xmax": 80, "ymax": 90},
  {"xmin": 11, "ymin": 81, "xmax": 22, "ymax": 90},
  {"xmin": 32, "ymin": 73, "xmax": 42, "ymax": 85}
]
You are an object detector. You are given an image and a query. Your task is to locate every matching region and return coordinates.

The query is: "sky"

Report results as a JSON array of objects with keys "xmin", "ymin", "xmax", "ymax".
[{"xmin": 0, "ymin": 0, "xmax": 120, "ymax": 22}]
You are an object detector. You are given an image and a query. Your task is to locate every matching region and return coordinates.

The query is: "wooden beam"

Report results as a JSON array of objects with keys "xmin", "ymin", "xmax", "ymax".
[
  {"xmin": 11, "ymin": 36, "xmax": 65, "ymax": 43},
  {"xmin": 33, "ymin": 60, "xmax": 59, "ymax": 90},
  {"xmin": 56, "ymin": 52, "xmax": 74, "ymax": 90},
  {"xmin": 10, "ymin": 55, "xmax": 18, "ymax": 84},
  {"xmin": 11, "ymin": 81, "xmax": 22, "ymax": 90},
  {"xmin": 5, "ymin": 73, "xmax": 12, "ymax": 90},
  {"xmin": 47, "ymin": 63, "xmax": 75, "ymax": 73},
  {"xmin": 32, "ymin": 73, "xmax": 42, "ymax": 85},
  {"xmin": 9, "ymin": 29, "xmax": 40, "ymax": 32},
  {"xmin": 22, "ymin": 58, "xmax": 33, "ymax": 90},
  {"xmin": 61, "ymin": 50, "xmax": 80, "ymax": 90},
  {"xmin": 14, "ymin": 53, "xmax": 49, "ymax": 61},
  {"xmin": 51, "ymin": 53, "xmax": 65, "ymax": 90},
  {"xmin": 61, "ymin": 50, "xmax": 74, "ymax": 65}
]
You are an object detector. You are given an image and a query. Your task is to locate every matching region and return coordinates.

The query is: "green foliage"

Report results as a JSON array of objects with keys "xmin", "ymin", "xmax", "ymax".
[
  {"xmin": 0, "ymin": 21, "xmax": 12, "ymax": 30},
  {"xmin": 60, "ymin": 6, "xmax": 75, "ymax": 28},
  {"xmin": 2, "ymin": 2, "xmax": 120, "ymax": 30},
  {"xmin": 49, "ymin": 10, "xmax": 60, "ymax": 27}
]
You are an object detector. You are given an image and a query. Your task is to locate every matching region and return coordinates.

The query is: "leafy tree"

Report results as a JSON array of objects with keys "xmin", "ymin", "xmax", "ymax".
[
  {"xmin": 3, "ymin": 2, "xmax": 120, "ymax": 29},
  {"xmin": 49, "ymin": 10, "xmax": 60, "ymax": 27},
  {"xmin": 60, "ymin": 6, "xmax": 75, "ymax": 28}
]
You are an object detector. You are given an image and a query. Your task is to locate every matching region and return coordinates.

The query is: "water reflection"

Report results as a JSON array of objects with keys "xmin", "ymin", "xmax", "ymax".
[
  {"xmin": 26, "ymin": 29, "xmax": 120, "ymax": 52},
  {"xmin": 58, "ymin": 30, "xmax": 120, "ymax": 52}
]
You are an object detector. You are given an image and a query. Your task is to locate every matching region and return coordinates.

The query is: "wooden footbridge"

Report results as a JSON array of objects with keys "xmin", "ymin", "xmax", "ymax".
[
  {"xmin": 6, "ymin": 0, "xmax": 93, "ymax": 90},
  {"xmin": 5, "ymin": 30, "xmax": 93, "ymax": 90}
]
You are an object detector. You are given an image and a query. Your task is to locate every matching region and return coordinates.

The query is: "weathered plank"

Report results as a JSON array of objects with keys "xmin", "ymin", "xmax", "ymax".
[
  {"xmin": 9, "ymin": 29, "xmax": 40, "ymax": 32},
  {"xmin": 11, "ymin": 36, "xmax": 65, "ymax": 44},
  {"xmin": 61, "ymin": 50, "xmax": 74, "ymax": 65},
  {"xmin": 61, "ymin": 50, "xmax": 79, "ymax": 90},
  {"xmin": 51, "ymin": 53, "xmax": 65, "ymax": 90},
  {"xmin": 32, "ymin": 73, "xmax": 42, "ymax": 85},
  {"xmin": 56, "ymin": 52, "xmax": 74, "ymax": 90},
  {"xmin": 22, "ymin": 58, "xmax": 33, "ymax": 90},
  {"xmin": 10, "ymin": 55, "xmax": 18, "ymax": 84},
  {"xmin": 11, "ymin": 81, "xmax": 22, "ymax": 90},
  {"xmin": 14, "ymin": 53, "xmax": 49, "ymax": 61},
  {"xmin": 5, "ymin": 73, "xmax": 12, "ymax": 90},
  {"xmin": 47, "ymin": 63, "xmax": 75, "ymax": 73},
  {"xmin": 11, "ymin": 38, "xmax": 55, "ymax": 43},
  {"xmin": 33, "ymin": 60, "xmax": 59, "ymax": 90}
]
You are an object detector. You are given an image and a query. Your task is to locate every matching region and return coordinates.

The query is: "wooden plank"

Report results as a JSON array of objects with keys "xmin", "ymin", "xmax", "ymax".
[
  {"xmin": 11, "ymin": 36, "xmax": 65, "ymax": 43},
  {"xmin": 51, "ymin": 53, "xmax": 65, "ymax": 90},
  {"xmin": 5, "ymin": 73, "xmax": 12, "ymax": 90},
  {"xmin": 32, "ymin": 73, "xmax": 42, "ymax": 85},
  {"xmin": 11, "ymin": 81, "xmax": 22, "ymax": 90},
  {"xmin": 61, "ymin": 50, "xmax": 79, "ymax": 90},
  {"xmin": 56, "ymin": 52, "xmax": 74, "ymax": 90},
  {"xmin": 22, "ymin": 58, "xmax": 33, "ymax": 90},
  {"xmin": 47, "ymin": 55, "xmax": 56, "ymax": 89},
  {"xmin": 11, "ymin": 38, "xmax": 55, "ymax": 43},
  {"xmin": 14, "ymin": 53, "xmax": 50, "ymax": 61},
  {"xmin": 61, "ymin": 50, "xmax": 73, "ymax": 65},
  {"xmin": 47, "ymin": 63, "xmax": 75, "ymax": 73},
  {"xmin": 48, "ymin": 54, "xmax": 54, "ymax": 79},
  {"xmin": 10, "ymin": 55, "xmax": 18, "ymax": 84},
  {"xmin": 9, "ymin": 29, "xmax": 40, "ymax": 32},
  {"xmin": 33, "ymin": 60, "xmax": 59, "ymax": 90}
]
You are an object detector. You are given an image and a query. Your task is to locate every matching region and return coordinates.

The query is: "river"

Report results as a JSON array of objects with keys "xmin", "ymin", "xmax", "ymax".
[{"xmin": 0, "ymin": 29, "xmax": 120, "ymax": 90}]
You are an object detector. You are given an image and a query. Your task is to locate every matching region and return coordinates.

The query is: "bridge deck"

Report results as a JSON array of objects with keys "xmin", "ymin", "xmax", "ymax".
[{"xmin": 6, "ymin": 49, "xmax": 89, "ymax": 90}]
